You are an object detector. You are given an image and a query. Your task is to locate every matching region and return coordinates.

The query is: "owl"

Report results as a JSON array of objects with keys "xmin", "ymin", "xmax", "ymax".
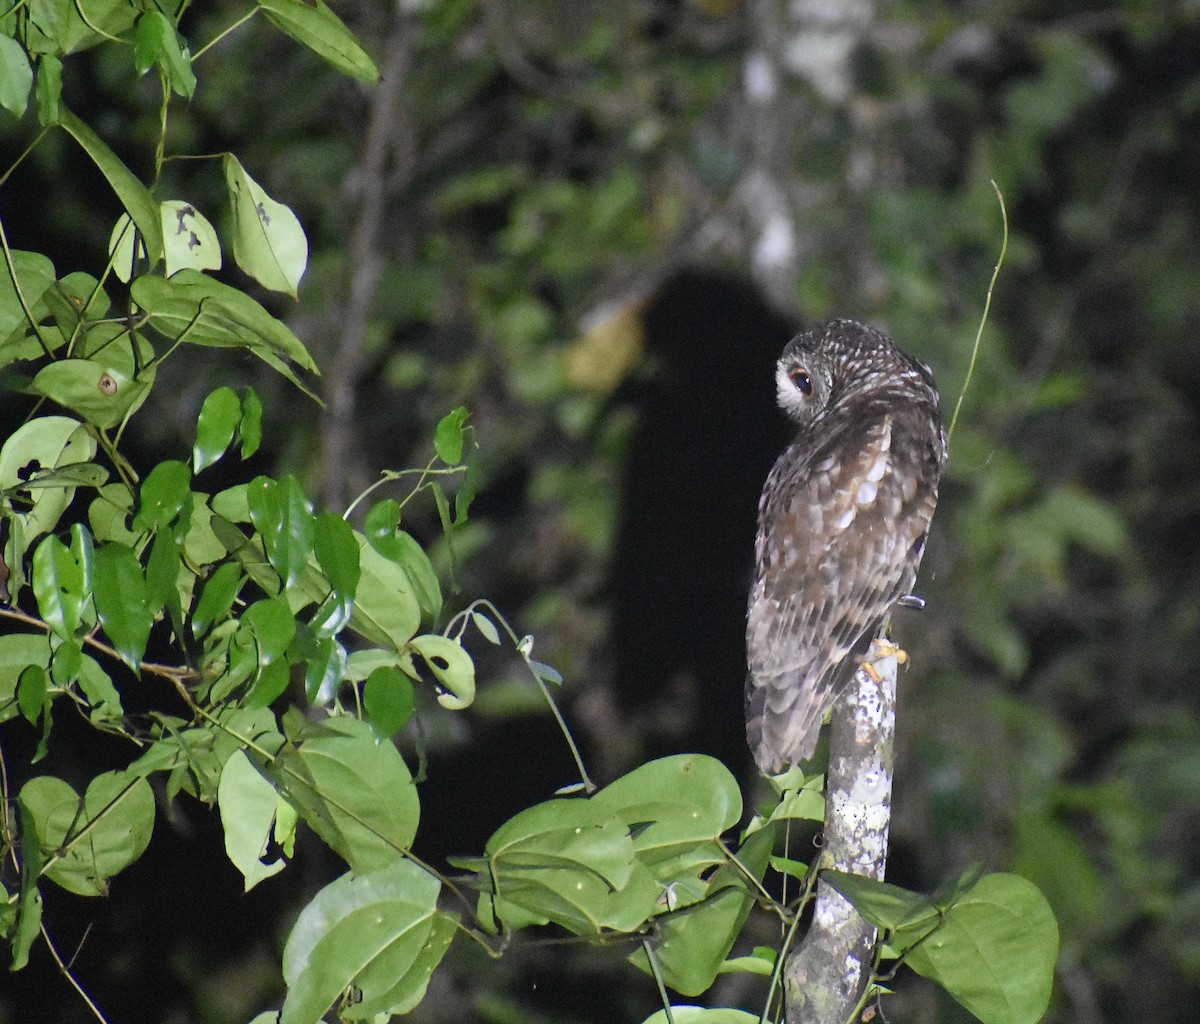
[{"xmin": 746, "ymin": 319, "xmax": 947, "ymax": 774}]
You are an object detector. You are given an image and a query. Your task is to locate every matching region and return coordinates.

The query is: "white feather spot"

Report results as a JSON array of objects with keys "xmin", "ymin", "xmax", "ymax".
[
  {"xmin": 835, "ymin": 506, "xmax": 856, "ymax": 530},
  {"xmin": 855, "ymin": 479, "xmax": 878, "ymax": 506}
]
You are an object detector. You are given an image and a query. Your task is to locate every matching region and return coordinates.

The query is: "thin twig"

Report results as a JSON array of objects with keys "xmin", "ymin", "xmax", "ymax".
[{"xmin": 39, "ymin": 922, "xmax": 111, "ymax": 1024}]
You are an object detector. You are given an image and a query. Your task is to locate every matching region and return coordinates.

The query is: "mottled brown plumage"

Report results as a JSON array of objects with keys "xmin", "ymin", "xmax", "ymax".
[{"xmin": 746, "ymin": 319, "xmax": 946, "ymax": 773}]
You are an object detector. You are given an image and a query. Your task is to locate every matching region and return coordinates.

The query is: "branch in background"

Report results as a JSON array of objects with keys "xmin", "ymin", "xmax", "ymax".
[
  {"xmin": 320, "ymin": 12, "xmax": 417, "ymax": 509},
  {"xmin": 785, "ymin": 647, "xmax": 896, "ymax": 1024}
]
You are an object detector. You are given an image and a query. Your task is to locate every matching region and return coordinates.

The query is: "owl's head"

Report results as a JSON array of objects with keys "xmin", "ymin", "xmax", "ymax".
[{"xmin": 774, "ymin": 334, "xmax": 833, "ymax": 426}]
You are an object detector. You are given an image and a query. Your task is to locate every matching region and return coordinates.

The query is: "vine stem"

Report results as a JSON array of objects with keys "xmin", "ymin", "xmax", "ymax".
[
  {"xmin": 40, "ymin": 921, "xmax": 111, "ymax": 1024},
  {"xmin": 947, "ymin": 180, "xmax": 1009, "ymax": 441}
]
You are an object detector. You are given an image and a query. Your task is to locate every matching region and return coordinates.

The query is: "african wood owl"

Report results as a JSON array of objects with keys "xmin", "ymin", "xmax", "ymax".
[{"xmin": 746, "ymin": 319, "xmax": 947, "ymax": 773}]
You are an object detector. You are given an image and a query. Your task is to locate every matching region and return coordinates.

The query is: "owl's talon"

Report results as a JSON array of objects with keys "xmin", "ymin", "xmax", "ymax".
[
  {"xmin": 897, "ymin": 593, "xmax": 925, "ymax": 610},
  {"xmin": 869, "ymin": 638, "xmax": 908, "ymax": 669}
]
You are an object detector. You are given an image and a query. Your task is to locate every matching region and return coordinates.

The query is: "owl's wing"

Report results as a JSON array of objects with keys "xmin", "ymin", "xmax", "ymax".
[{"xmin": 746, "ymin": 414, "xmax": 936, "ymax": 773}]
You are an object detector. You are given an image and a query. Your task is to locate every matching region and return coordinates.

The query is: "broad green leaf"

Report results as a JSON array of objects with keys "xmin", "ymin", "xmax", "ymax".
[
  {"xmin": 88, "ymin": 483, "xmax": 142, "ymax": 547},
  {"xmin": 592, "ymin": 755, "xmax": 741, "ymax": 879},
  {"xmin": 434, "ymin": 406, "xmax": 468, "ymax": 465},
  {"xmin": 181, "ymin": 496, "xmax": 227, "ymax": 566},
  {"xmin": 350, "ymin": 538, "xmax": 422, "ymax": 651},
  {"xmin": 144, "ymin": 532, "xmax": 182, "ymax": 617},
  {"xmin": 364, "ymin": 499, "xmax": 441, "ymax": 621},
  {"xmin": 0, "ymin": 34, "xmax": 32, "ymax": 116},
  {"xmin": 160, "ymin": 200, "xmax": 220, "ymax": 275},
  {"xmin": 49, "ymin": 640, "xmax": 81, "ymax": 686},
  {"xmin": 223, "ymin": 154, "xmax": 308, "ymax": 296},
  {"xmin": 243, "ymin": 596, "xmax": 296, "ymax": 664},
  {"xmin": 75, "ymin": 653, "xmax": 122, "ymax": 724},
  {"xmin": 192, "ymin": 562, "xmax": 244, "ymax": 636},
  {"xmin": 30, "ymin": 358, "xmax": 150, "ymax": 429},
  {"xmin": 904, "ymin": 873, "xmax": 1058, "ymax": 1024},
  {"xmin": 218, "ymin": 750, "xmax": 287, "ymax": 891},
  {"xmin": 401, "ymin": 634, "xmax": 474, "ymax": 710},
  {"xmin": 134, "ymin": 459, "xmax": 192, "ymax": 531},
  {"xmin": 640, "ymin": 1010, "xmax": 760, "ymax": 1024},
  {"xmin": 363, "ymin": 666, "xmax": 415, "ymax": 738},
  {"xmin": 194, "ymin": 387, "xmax": 241, "ymax": 473},
  {"xmin": 630, "ymin": 825, "xmax": 775, "ymax": 996},
  {"xmin": 260, "ymin": 0, "xmax": 380, "ymax": 82},
  {"xmin": 59, "ymin": 108, "xmax": 163, "ymax": 264},
  {"xmin": 0, "ymin": 416, "xmax": 96, "ymax": 545},
  {"xmin": 20, "ymin": 771, "xmax": 155, "ymax": 896},
  {"xmin": 472, "ymin": 610, "xmax": 501, "ymax": 644},
  {"xmin": 92, "ymin": 542, "xmax": 151, "ymax": 671},
  {"xmin": 280, "ymin": 861, "xmax": 452, "ymax": 1024},
  {"xmin": 130, "ymin": 270, "xmax": 318, "ymax": 390},
  {"xmin": 32, "ymin": 534, "xmax": 84, "ymax": 640},
  {"xmin": 264, "ymin": 714, "xmax": 419, "ymax": 874},
  {"xmin": 11, "ymin": 800, "xmax": 44, "ymax": 970},
  {"xmin": 0, "ymin": 634, "xmax": 54, "ymax": 723},
  {"xmin": 133, "ymin": 11, "xmax": 196, "ymax": 98},
  {"xmin": 34, "ymin": 52, "xmax": 61, "ymax": 125},
  {"xmin": 248, "ymin": 475, "xmax": 314, "ymax": 589}
]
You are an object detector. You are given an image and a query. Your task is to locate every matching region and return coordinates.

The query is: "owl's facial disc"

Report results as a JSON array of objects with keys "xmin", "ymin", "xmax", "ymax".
[{"xmin": 775, "ymin": 354, "xmax": 824, "ymax": 424}]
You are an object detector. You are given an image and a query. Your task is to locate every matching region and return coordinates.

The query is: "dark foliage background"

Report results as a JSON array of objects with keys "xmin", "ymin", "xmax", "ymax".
[{"xmin": 3, "ymin": 1, "xmax": 1200, "ymax": 1022}]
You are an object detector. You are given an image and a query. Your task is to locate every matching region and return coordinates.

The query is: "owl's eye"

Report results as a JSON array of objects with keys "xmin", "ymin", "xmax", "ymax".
[{"xmin": 789, "ymin": 367, "xmax": 813, "ymax": 395}]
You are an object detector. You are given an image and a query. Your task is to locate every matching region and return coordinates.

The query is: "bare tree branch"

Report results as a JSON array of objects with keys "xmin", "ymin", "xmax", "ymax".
[{"xmin": 785, "ymin": 646, "xmax": 896, "ymax": 1024}]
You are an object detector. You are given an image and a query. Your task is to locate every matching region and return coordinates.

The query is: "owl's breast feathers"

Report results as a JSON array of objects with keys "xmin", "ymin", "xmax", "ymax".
[{"xmin": 746, "ymin": 377, "xmax": 945, "ymax": 773}]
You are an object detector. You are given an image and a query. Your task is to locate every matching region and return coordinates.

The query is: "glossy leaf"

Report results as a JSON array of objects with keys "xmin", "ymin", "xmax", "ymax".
[
  {"xmin": 0, "ymin": 250, "xmax": 55, "ymax": 358},
  {"xmin": 223, "ymin": 154, "xmax": 308, "ymax": 296},
  {"xmin": 350, "ymin": 539, "xmax": 422, "ymax": 651},
  {"xmin": 280, "ymin": 861, "xmax": 451, "ymax": 1024},
  {"xmin": 17, "ymin": 664, "xmax": 47, "ymax": 725},
  {"xmin": 92, "ymin": 543, "xmax": 152, "ymax": 671},
  {"xmin": 434, "ymin": 406, "xmax": 468, "ymax": 465},
  {"xmin": 248, "ymin": 475, "xmax": 314, "ymax": 589},
  {"xmin": 32, "ymin": 534, "xmax": 84, "ymax": 640},
  {"xmin": 904, "ymin": 873, "xmax": 1059, "ymax": 1024},
  {"xmin": 0, "ymin": 416, "xmax": 97, "ymax": 544},
  {"xmin": 314, "ymin": 511, "xmax": 359, "ymax": 608},
  {"xmin": 640, "ymin": 1010, "xmax": 759, "ymax": 1024},
  {"xmin": 821, "ymin": 870, "xmax": 940, "ymax": 950},
  {"xmin": 30, "ymin": 358, "xmax": 150, "ymax": 429},
  {"xmin": 194, "ymin": 387, "xmax": 241, "ymax": 473},
  {"xmin": 133, "ymin": 11, "xmax": 196, "ymax": 98},
  {"xmin": 34, "ymin": 52, "xmax": 61, "ymax": 126},
  {"xmin": 192, "ymin": 562, "xmax": 244, "ymax": 636},
  {"xmin": 364, "ymin": 499, "xmax": 441, "ymax": 621},
  {"xmin": 135, "ymin": 459, "xmax": 192, "ymax": 531},
  {"xmin": 264, "ymin": 714, "xmax": 419, "ymax": 873},
  {"xmin": 240, "ymin": 387, "xmax": 263, "ymax": 458},
  {"xmin": 304, "ymin": 636, "xmax": 346, "ymax": 705}
]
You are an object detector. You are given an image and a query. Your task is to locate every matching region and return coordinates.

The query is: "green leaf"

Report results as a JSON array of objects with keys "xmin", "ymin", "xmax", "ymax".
[
  {"xmin": 194, "ymin": 387, "xmax": 241, "ymax": 473},
  {"xmin": 192, "ymin": 562, "xmax": 244, "ymax": 636},
  {"xmin": 240, "ymin": 387, "xmax": 263, "ymax": 458},
  {"xmin": 75, "ymin": 652, "xmax": 122, "ymax": 724},
  {"xmin": 304, "ymin": 636, "xmax": 346, "ymax": 705},
  {"xmin": 34, "ymin": 52, "xmax": 62, "ymax": 126},
  {"xmin": 160, "ymin": 200, "xmax": 221, "ymax": 275},
  {"xmin": 0, "ymin": 634, "xmax": 53, "ymax": 724},
  {"xmin": 260, "ymin": 0, "xmax": 380, "ymax": 83},
  {"xmin": 248, "ymin": 475, "xmax": 314, "ymax": 589},
  {"xmin": 59, "ymin": 108, "xmax": 163, "ymax": 265},
  {"xmin": 0, "ymin": 34, "xmax": 33, "ymax": 116},
  {"xmin": 92, "ymin": 542, "xmax": 152, "ymax": 671},
  {"xmin": 145, "ymin": 531, "xmax": 182, "ymax": 617},
  {"xmin": 280, "ymin": 862, "xmax": 452, "ymax": 1024},
  {"xmin": 223, "ymin": 154, "xmax": 308, "ymax": 296},
  {"xmin": 434, "ymin": 406, "xmax": 468, "ymax": 465},
  {"xmin": 133, "ymin": 10, "xmax": 196, "ymax": 98},
  {"xmin": 218, "ymin": 750, "xmax": 287, "ymax": 891},
  {"xmin": 11, "ymin": 799, "xmax": 44, "ymax": 970},
  {"xmin": 363, "ymin": 666, "xmax": 415, "ymax": 738},
  {"xmin": 471, "ymin": 610, "xmax": 501, "ymax": 644},
  {"xmin": 591, "ymin": 755, "xmax": 741, "ymax": 881},
  {"xmin": 243, "ymin": 596, "xmax": 297, "ymax": 665},
  {"xmin": 904, "ymin": 873, "xmax": 1059, "ymax": 1024},
  {"xmin": 30, "ymin": 358, "xmax": 150, "ymax": 429},
  {"xmin": 135, "ymin": 459, "xmax": 192, "ymax": 531},
  {"xmin": 130, "ymin": 270, "xmax": 318, "ymax": 389},
  {"xmin": 32, "ymin": 534, "xmax": 84, "ymax": 640},
  {"xmin": 821, "ymin": 871, "xmax": 940, "ymax": 952},
  {"xmin": 20, "ymin": 771, "xmax": 155, "ymax": 896},
  {"xmin": 639, "ymin": 1010, "xmax": 760, "ymax": 1024},
  {"xmin": 630, "ymin": 825, "xmax": 775, "ymax": 996},
  {"xmin": 0, "ymin": 416, "xmax": 97, "ymax": 545},
  {"xmin": 402, "ymin": 634, "xmax": 474, "ymax": 710},
  {"xmin": 263, "ymin": 714, "xmax": 419, "ymax": 874},
  {"xmin": 364, "ymin": 499, "xmax": 441, "ymax": 621},
  {"xmin": 17, "ymin": 664, "xmax": 48, "ymax": 725},
  {"xmin": 350, "ymin": 538, "xmax": 422, "ymax": 651},
  {"xmin": 0, "ymin": 250, "xmax": 55, "ymax": 361},
  {"xmin": 314, "ymin": 511, "xmax": 359, "ymax": 609}
]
